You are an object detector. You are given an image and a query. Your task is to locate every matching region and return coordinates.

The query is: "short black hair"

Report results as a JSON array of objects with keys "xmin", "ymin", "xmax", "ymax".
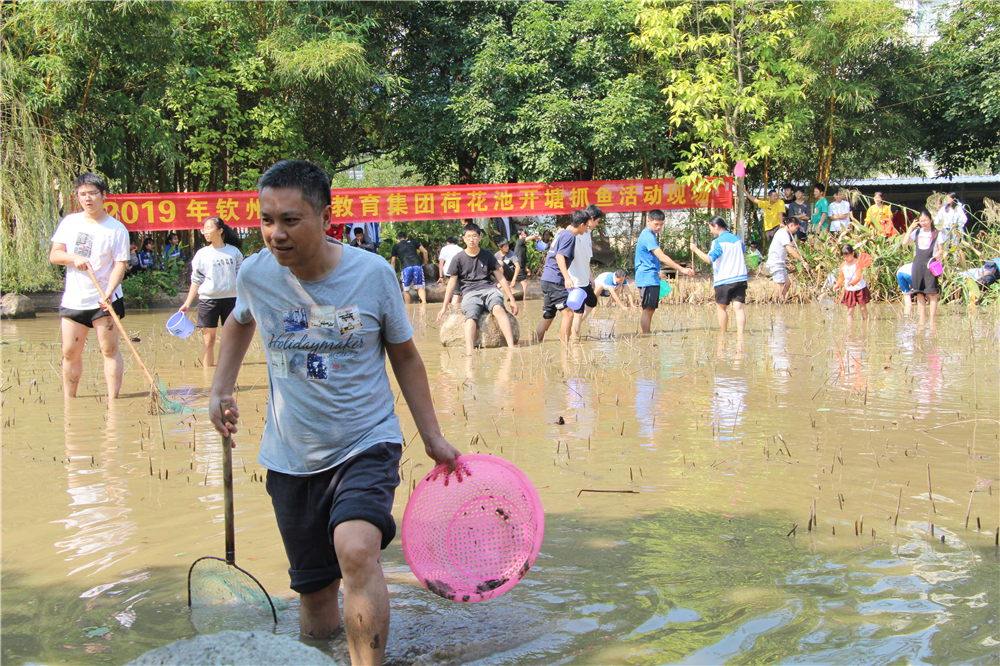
[
  {"xmin": 840, "ymin": 243, "xmax": 855, "ymax": 256},
  {"xmin": 396, "ymin": 231, "xmax": 407, "ymax": 240},
  {"xmin": 463, "ymin": 223, "xmax": 481, "ymax": 236},
  {"xmin": 708, "ymin": 215, "xmax": 728, "ymax": 230},
  {"xmin": 498, "ymin": 238, "xmax": 509, "ymax": 247},
  {"xmin": 353, "ymin": 227, "xmax": 365, "ymax": 236},
  {"xmin": 446, "ymin": 236, "xmax": 458, "ymax": 244},
  {"xmin": 767, "ymin": 189, "xmax": 778, "ymax": 195},
  {"xmin": 584, "ymin": 204, "xmax": 605, "ymax": 220},
  {"xmin": 648, "ymin": 209, "xmax": 665, "ymax": 222},
  {"xmin": 569, "ymin": 210, "xmax": 589, "ymax": 227},
  {"xmin": 73, "ymin": 172, "xmax": 108, "ymax": 194},
  {"xmin": 257, "ymin": 160, "xmax": 331, "ymax": 214}
]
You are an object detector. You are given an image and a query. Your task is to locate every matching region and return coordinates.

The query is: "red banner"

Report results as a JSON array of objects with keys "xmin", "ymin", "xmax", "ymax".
[{"xmin": 104, "ymin": 178, "xmax": 732, "ymax": 232}]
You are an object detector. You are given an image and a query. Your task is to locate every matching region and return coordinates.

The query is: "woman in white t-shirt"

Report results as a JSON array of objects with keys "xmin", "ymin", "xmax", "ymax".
[
  {"xmin": 179, "ymin": 217, "xmax": 243, "ymax": 367},
  {"xmin": 901, "ymin": 210, "xmax": 944, "ymax": 321}
]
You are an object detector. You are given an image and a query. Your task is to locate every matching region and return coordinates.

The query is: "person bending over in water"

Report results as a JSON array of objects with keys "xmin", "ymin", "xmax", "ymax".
[
  {"xmin": 594, "ymin": 269, "xmax": 636, "ymax": 310},
  {"xmin": 49, "ymin": 172, "xmax": 130, "ymax": 399},
  {"xmin": 179, "ymin": 216, "xmax": 243, "ymax": 367},
  {"xmin": 835, "ymin": 243, "xmax": 870, "ymax": 326},
  {"xmin": 765, "ymin": 218, "xmax": 808, "ymax": 303},
  {"xmin": 690, "ymin": 216, "xmax": 747, "ymax": 335},
  {"xmin": 436, "ymin": 223, "xmax": 519, "ymax": 355},
  {"xmin": 210, "ymin": 159, "xmax": 459, "ymax": 666}
]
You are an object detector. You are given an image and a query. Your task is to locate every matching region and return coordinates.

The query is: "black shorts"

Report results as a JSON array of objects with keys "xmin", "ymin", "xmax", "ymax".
[
  {"xmin": 196, "ymin": 297, "xmax": 236, "ymax": 329},
  {"xmin": 714, "ymin": 281, "xmax": 747, "ymax": 306},
  {"xmin": 59, "ymin": 298, "xmax": 125, "ymax": 328},
  {"xmin": 541, "ymin": 280, "xmax": 569, "ymax": 319},
  {"xmin": 640, "ymin": 286, "xmax": 660, "ymax": 310},
  {"xmin": 265, "ymin": 442, "xmax": 402, "ymax": 594},
  {"xmin": 571, "ymin": 284, "xmax": 599, "ymax": 314}
]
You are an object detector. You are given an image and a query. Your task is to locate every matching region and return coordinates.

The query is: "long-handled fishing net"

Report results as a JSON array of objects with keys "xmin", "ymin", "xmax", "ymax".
[
  {"xmin": 188, "ymin": 402, "xmax": 277, "ymax": 631},
  {"xmin": 85, "ymin": 268, "xmax": 184, "ymax": 414}
]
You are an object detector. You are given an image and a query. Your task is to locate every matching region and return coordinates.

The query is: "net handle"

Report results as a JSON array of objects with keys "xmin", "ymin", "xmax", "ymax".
[
  {"xmin": 221, "ymin": 400, "xmax": 236, "ymax": 565},
  {"xmin": 86, "ymin": 266, "xmax": 156, "ymax": 387}
]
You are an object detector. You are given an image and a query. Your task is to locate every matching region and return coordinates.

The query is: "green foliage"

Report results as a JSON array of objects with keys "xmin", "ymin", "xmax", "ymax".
[
  {"xmin": 388, "ymin": 1, "xmax": 672, "ymax": 185},
  {"xmin": 792, "ymin": 1, "xmax": 930, "ymax": 185},
  {"xmin": 635, "ymin": 0, "xmax": 808, "ymax": 191},
  {"xmin": 122, "ymin": 262, "xmax": 182, "ymax": 307},
  {"xmin": 922, "ymin": 1, "xmax": 1000, "ymax": 175}
]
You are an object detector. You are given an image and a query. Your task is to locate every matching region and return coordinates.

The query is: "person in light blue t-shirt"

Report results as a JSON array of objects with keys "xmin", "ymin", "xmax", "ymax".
[
  {"xmin": 209, "ymin": 160, "xmax": 459, "ymax": 663},
  {"xmin": 691, "ymin": 216, "xmax": 747, "ymax": 334},
  {"xmin": 634, "ymin": 209, "xmax": 694, "ymax": 334}
]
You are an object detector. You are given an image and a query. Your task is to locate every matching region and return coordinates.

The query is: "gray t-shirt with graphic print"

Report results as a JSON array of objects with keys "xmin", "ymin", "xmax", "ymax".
[{"xmin": 232, "ymin": 244, "xmax": 414, "ymax": 475}]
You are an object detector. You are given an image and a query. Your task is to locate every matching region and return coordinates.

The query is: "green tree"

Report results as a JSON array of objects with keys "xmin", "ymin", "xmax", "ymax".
[
  {"xmin": 793, "ymin": 1, "xmax": 930, "ymax": 186},
  {"xmin": 922, "ymin": 0, "xmax": 1000, "ymax": 175}
]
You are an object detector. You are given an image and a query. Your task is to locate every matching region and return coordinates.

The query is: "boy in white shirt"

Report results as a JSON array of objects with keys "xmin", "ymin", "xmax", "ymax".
[
  {"xmin": 569, "ymin": 205, "xmax": 604, "ymax": 339},
  {"xmin": 766, "ymin": 219, "xmax": 809, "ymax": 302},
  {"xmin": 49, "ymin": 173, "xmax": 130, "ymax": 399}
]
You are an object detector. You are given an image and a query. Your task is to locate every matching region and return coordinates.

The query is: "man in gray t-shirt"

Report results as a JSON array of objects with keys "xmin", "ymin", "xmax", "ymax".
[{"xmin": 210, "ymin": 160, "xmax": 458, "ymax": 663}]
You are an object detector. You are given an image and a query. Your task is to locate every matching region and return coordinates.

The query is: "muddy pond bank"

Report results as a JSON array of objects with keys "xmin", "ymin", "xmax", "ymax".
[{"xmin": 2, "ymin": 302, "xmax": 998, "ymax": 665}]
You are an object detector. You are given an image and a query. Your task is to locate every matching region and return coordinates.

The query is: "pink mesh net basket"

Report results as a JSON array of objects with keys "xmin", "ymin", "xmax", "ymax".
[{"xmin": 401, "ymin": 454, "xmax": 544, "ymax": 602}]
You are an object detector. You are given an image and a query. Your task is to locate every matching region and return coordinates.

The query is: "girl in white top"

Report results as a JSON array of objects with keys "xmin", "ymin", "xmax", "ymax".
[
  {"xmin": 179, "ymin": 217, "xmax": 243, "ymax": 367},
  {"xmin": 835, "ymin": 244, "xmax": 870, "ymax": 326}
]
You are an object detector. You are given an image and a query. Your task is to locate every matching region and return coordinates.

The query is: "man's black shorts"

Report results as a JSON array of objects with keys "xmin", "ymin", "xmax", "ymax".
[
  {"xmin": 640, "ymin": 286, "xmax": 660, "ymax": 310},
  {"xmin": 571, "ymin": 284, "xmax": 598, "ymax": 314},
  {"xmin": 265, "ymin": 442, "xmax": 402, "ymax": 594},
  {"xmin": 59, "ymin": 298, "xmax": 125, "ymax": 328},
  {"xmin": 714, "ymin": 281, "xmax": 747, "ymax": 306},
  {"xmin": 541, "ymin": 280, "xmax": 568, "ymax": 319},
  {"xmin": 196, "ymin": 297, "xmax": 236, "ymax": 329}
]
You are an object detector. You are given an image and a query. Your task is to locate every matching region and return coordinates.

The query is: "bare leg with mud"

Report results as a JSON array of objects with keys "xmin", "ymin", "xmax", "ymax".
[
  {"xmin": 335, "ymin": 520, "xmax": 389, "ymax": 666},
  {"xmin": 60, "ymin": 318, "xmax": 90, "ymax": 398},
  {"xmin": 417, "ymin": 288, "xmax": 427, "ymax": 305},
  {"xmin": 94, "ymin": 316, "xmax": 124, "ymax": 398},
  {"xmin": 464, "ymin": 318, "xmax": 477, "ymax": 356},
  {"xmin": 640, "ymin": 307, "xmax": 655, "ymax": 335},
  {"xmin": 299, "ymin": 580, "xmax": 341, "ymax": 639},
  {"xmin": 491, "ymin": 304, "xmax": 516, "ymax": 348},
  {"xmin": 733, "ymin": 301, "xmax": 746, "ymax": 335},
  {"xmin": 202, "ymin": 327, "xmax": 218, "ymax": 367}
]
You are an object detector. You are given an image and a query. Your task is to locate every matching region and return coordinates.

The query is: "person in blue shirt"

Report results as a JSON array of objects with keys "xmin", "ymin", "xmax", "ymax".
[
  {"xmin": 594, "ymin": 269, "xmax": 636, "ymax": 310},
  {"xmin": 690, "ymin": 216, "xmax": 748, "ymax": 334},
  {"xmin": 162, "ymin": 232, "xmax": 185, "ymax": 262},
  {"xmin": 137, "ymin": 236, "xmax": 157, "ymax": 271},
  {"xmin": 535, "ymin": 212, "xmax": 589, "ymax": 343},
  {"xmin": 635, "ymin": 209, "xmax": 694, "ymax": 334}
]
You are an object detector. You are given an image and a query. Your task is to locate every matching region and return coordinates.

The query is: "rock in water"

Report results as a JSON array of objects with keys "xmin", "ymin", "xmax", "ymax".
[
  {"xmin": 1, "ymin": 293, "xmax": 35, "ymax": 319},
  {"xmin": 125, "ymin": 630, "xmax": 339, "ymax": 665},
  {"xmin": 439, "ymin": 310, "xmax": 520, "ymax": 348}
]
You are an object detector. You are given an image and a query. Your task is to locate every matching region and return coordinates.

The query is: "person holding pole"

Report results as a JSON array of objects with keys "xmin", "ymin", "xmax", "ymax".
[
  {"xmin": 49, "ymin": 173, "xmax": 129, "ymax": 399},
  {"xmin": 209, "ymin": 160, "xmax": 459, "ymax": 665},
  {"xmin": 690, "ymin": 216, "xmax": 748, "ymax": 335}
]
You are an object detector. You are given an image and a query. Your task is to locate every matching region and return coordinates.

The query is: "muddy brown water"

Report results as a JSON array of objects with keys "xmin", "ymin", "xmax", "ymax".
[{"xmin": 2, "ymin": 302, "xmax": 998, "ymax": 665}]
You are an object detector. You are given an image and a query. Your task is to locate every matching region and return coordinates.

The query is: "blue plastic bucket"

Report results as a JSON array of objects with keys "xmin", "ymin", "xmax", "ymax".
[
  {"xmin": 166, "ymin": 312, "xmax": 195, "ymax": 338},
  {"xmin": 566, "ymin": 287, "xmax": 587, "ymax": 310}
]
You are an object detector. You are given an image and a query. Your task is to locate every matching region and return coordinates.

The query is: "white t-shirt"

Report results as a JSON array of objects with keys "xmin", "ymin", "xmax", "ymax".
[
  {"xmin": 934, "ymin": 205, "xmax": 967, "ymax": 231},
  {"xmin": 568, "ymin": 230, "xmax": 593, "ymax": 288},
  {"xmin": 767, "ymin": 227, "xmax": 794, "ymax": 269},
  {"xmin": 828, "ymin": 200, "xmax": 851, "ymax": 232},
  {"xmin": 190, "ymin": 244, "xmax": 243, "ymax": 299},
  {"xmin": 910, "ymin": 229, "xmax": 943, "ymax": 253},
  {"xmin": 437, "ymin": 244, "xmax": 463, "ymax": 276},
  {"xmin": 595, "ymin": 271, "xmax": 626, "ymax": 292},
  {"xmin": 50, "ymin": 213, "xmax": 129, "ymax": 309},
  {"xmin": 232, "ymin": 245, "xmax": 414, "ymax": 475},
  {"xmin": 841, "ymin": 262, "xmax": 867, "ymax": 291}
]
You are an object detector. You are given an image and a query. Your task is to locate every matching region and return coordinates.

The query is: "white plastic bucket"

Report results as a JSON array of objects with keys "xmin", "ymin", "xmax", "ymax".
[{"xmin": 166, "ymin": 312, "xmax": 195, "ymax": 338}]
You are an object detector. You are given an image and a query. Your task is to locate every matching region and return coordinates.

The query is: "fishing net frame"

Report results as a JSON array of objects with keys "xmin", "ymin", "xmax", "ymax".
[{"xmin": 187, "ymin": 402, "xmax": 277, "ymax": 626}]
